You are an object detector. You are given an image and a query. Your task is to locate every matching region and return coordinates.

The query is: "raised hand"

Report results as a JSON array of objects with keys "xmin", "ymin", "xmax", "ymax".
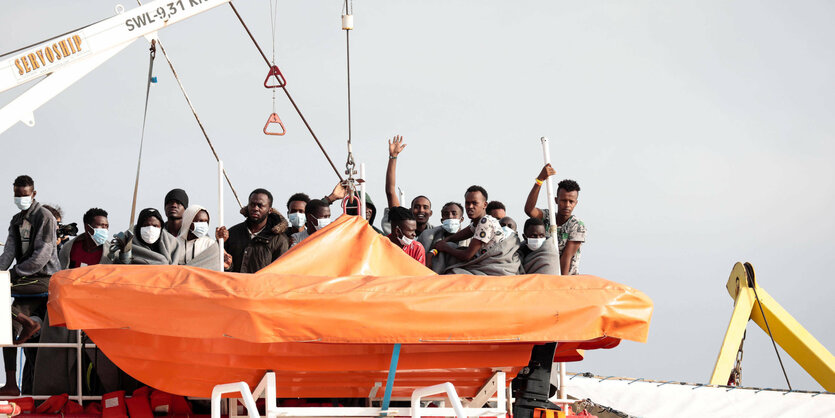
[
  {"xmin": 388, "ymin": 135, "xmax": 406, "ymax": 158},
  {"xmin": 537, "ymin": 164, "xmax": 557, "ymax": 181}
]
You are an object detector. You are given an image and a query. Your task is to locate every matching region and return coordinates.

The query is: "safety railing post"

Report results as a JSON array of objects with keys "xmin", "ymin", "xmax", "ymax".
[
  {"xmin": 76, "ymin": 329, "xmax": 83, "ymax": 405},
  {"xmin": 218, "ymin": 160, "xmax": 225, "ymax": 271},
  {"xmin": 359, "ymin": 163, "xmax": 367, "ymax": 220}
]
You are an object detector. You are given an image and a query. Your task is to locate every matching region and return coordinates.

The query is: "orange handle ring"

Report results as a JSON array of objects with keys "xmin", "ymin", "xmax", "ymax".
[
  {"xmin": 263, "ymin": 113, "xmax": 286, "ymax": 136},
  {"xmin": 342, "ymin": 194, "xmax": 360, "ymax": 214}
]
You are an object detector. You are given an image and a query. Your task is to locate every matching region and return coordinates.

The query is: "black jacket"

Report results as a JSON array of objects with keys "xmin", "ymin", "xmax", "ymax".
[{"xmin": 225, "ymin": 209, "xmax": 290, "ymax": 273}]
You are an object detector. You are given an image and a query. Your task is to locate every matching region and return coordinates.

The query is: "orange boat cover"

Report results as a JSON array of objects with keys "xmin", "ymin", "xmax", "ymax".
[{"xmin": 48, "ymin": 215, "xmax": 653, "ymax": 398}]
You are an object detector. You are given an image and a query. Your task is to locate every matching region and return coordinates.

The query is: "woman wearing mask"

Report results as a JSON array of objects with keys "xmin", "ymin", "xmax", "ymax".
[
  {"xmin": 177, "ymin": 205, "xmax": 221, "ymax": 270},
  {"xmin": 109, "ymin": 208, "xmax": 183, "ymax": 265}
]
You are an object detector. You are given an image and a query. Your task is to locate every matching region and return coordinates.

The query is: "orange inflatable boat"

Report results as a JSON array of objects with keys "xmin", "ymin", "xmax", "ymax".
[{"xmin": 48, "ymin": 215, "xmax": 653, "ymax": 398}]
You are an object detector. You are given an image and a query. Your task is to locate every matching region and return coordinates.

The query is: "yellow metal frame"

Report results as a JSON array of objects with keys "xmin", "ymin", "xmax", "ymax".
[{"xmin": 710, "ymin": 262, "xmax": 835, "ymax": 391}]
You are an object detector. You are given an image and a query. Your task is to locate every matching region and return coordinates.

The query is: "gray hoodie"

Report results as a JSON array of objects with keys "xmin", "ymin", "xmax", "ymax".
[{"xmin": 0, "ymin": 199, "xmax": 61, "ymax": 277}]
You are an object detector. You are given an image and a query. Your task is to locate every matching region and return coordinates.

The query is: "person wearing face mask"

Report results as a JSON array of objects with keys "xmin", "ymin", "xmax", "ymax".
[
  {"xmin": 420, "ymin": 202, "xmax": 471, "ymax": 273},
  {"xmin": 290, "ymin": 199, "xmax": 331, "ymax": 247},
  {"xmin": 519, "ymin": 217, "xmax": 559, "ymax": 275},
  {"xmin": 385, "ymin": 206, "xmax": 425, "ymax": 264},
  {"xmin": 58, "ymin": 208, "xmax": 110, "ymax": 268},
  {"xmin": 177, "ymin": 205, "xmax": 221, "ymax": 270},
  {"xmin": 0, "ymin": 175, "xmax": 61, "ymax": 395},
  {"xmin": 285, "ymin": 193, "xmax": 310, "ymax": 240},
  {"xmin": 524, "ymin": 166, "xmax": 586, "ymax": 275},
  {"xmin": 109, "ymin": 208, "xmax": 183, "ymax": 265},
  {"xmin": 38, "ymin": 207, "xmax": 118, "ymax": 397},
  {"xmin": 499, "ymin": 217, "xmax": 518, "ymax": 241},
  {"xmin": 435, "ymin": 185, "xmax": 522, "ymax": 276},
  {"xmin": 216, "ymin": 188, "xmax": 290, "ymax": 272}
]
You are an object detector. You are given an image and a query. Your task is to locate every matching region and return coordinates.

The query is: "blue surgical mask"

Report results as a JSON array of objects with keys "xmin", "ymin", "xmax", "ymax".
[
  {"xmin": 191, "ymin": 222, "xmax": 209, "ymax": 238},
  {"xmin": 502, "ymin": 226, "xmax": 515, "ymax": 238},
  {"xmin": 88, "ymin": 225, "xmax": 109, "ymax": 246},
  {"xmin": 316, "ymin": 217, "xmax": 331, "ymax": 229},
  {"xmin": 442, "ymin": 218, "xmax": 460, "ymax": 234},
  {"xmin": 14, "ymin": 196, "xmax": 32, "ymax": 211},
  {"xmin": 288, "ymin": 212, "xmax": 305, "ymax": 228}
]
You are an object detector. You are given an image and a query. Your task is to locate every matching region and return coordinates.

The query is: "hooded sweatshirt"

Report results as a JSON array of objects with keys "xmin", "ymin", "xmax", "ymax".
[
  {"xmin": 0, "ymin": 199, "xmax": 61, "ymax": 277},
  {"xmin": 177, "ymin": 205, "xmax": 221, "ymax": 270}
]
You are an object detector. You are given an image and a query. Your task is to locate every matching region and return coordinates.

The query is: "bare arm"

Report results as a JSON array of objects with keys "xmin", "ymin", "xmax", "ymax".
[
  {"xmin": 441, "ymin": 225, "xmax": 475, "ymax": 244},
  {"xmin": 385, "ymin": 135, "xmax": 406, "ymax": 208},
  {"xmin": 560, "ymin": 241, "xmax": 582, "ymax": 275},
  {"xmin": 438, "ymin": 239, "xmax": 483, "ymax": 261},
  {"xmin": 524, "ymin": 164, "xmax": 557, "ymax": 219}
]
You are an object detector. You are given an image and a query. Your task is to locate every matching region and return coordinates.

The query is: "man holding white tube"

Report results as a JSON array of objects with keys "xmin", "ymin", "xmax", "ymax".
[{"xmin": 523, "ymin": 164, "xmax": 586, "ymax": 275}]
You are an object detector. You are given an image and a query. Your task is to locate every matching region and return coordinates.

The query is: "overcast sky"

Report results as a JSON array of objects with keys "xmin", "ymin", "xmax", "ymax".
[{"xmin": 1, "ymin": 1, "xmax": 834, "ymax": 392}]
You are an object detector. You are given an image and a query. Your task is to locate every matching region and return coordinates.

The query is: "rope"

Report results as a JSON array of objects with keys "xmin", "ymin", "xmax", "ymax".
[
  {"xmin": 228, "ymin": 1, "xmax": 344, "ymax": 182},
  {"xmin": 268, "ymin": 0, "xmax": 279, "ymax": 113},
  {"xmin": 131, "ymin": 0, "xmax": 243, "ymax": 207},
  {"xmin": 154, "ymin": 40, "xmax": 244, "ymax": 208},
  {"xmin": 342, "ymin": 0, "xmax": 356, "ymax": 196},
  {"xmin": 126, "ymin": 40, "xmax": 156, "ymax": 253},
  {"xmin": 745, "ymin": 262, "xmax": 792, "ymax": 390}
]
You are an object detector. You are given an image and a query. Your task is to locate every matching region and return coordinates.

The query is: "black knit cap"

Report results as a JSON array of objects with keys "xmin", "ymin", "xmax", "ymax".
[{"xmin": 164, "ymin": 188, "xmax": 189, "ymax": 208}]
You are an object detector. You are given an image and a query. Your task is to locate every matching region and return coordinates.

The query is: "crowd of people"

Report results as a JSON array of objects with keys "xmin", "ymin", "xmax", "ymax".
[{"xmin": 0, "ymin": 136, "xmax": 586, "ymax": 396}]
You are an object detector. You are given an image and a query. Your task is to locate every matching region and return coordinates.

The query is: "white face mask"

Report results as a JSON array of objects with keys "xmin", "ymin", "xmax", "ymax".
[
  {"xmin": 140, "ymin": 226, "xmax": 162, "ymax": 244},
  {"xmin": 397, "ymin": 232, "xmax": 414, "ymax": 247},
  {"xmin": 442, "ymin": 218, "xmax": 460, "ymax": 234},
  {"xmin": 288, "ymin": 212, "xmax": 305, "ymax": 228},
  {"xmin": 315, "ymin": 217, "xmax": 331, "ymax": 230},
  {"xmin": 526, "ymin": 237, "xmax": 546, "ymax": 251},
  {"xmin": 191, "ymin": 222, "xmax": 209, "ymax": 238},
  {"xmin": 14, "ymin": 196, "xmax": 32, "ymax": 211}
]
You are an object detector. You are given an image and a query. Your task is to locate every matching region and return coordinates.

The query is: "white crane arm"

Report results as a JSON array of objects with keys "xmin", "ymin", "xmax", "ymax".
[{"xmin": 0, "ymin": 0, "xmax": 231, "ymax": 134}]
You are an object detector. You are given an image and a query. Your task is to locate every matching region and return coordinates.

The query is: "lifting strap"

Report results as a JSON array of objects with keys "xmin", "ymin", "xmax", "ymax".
[
  {"xmin": 380, "ymin": 343, "xmax": 401, "ymax": 416},
  {"xmin": 126, "ymin": 39, "xmax": 157, "ymax": 253}
]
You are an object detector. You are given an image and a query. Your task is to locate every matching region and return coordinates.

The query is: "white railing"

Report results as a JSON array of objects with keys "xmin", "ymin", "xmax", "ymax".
[
  {"xmin": 1, "ymin": 271, "xmax": 96, "ymax": 405},
  {"xmin": 213, "ymin": 371, "xmax": 510, "ymax": 418}
]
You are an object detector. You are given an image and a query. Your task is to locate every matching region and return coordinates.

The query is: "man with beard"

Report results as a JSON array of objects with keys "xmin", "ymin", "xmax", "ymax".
[
  {"xmin": 384, "ymin": 135, "xmax": 434, "ymax": 236},
  {"xmin": 163, "ymin": 188, "xmax": 189, "ymax": 236},
  {"xmin": 523, "ymin": 164, "xmax": 586, "ymax": 275},
  {"xmin": 216, "ymin": 188, "xmax": 290, "ymax": 273}
]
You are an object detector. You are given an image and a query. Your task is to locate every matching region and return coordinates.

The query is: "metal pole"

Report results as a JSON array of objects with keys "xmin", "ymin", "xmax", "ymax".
[
  {"xmin": 540, "ymin": 136, "xmax": 565, "ymax": 401},
  {"xmin": 539, "ymin": 137, "xmax": 558, "ymax": 235},
  {"xmin": 76, "ymin": 329, "xmax": 83, "ymax": 405},
  {"xmin": 359, "ymin": 163, "xmax": 367, "ymax": 220},
  {"xmin": 218, "ymin": 160, "xmax": 225, "ymax": 271}
]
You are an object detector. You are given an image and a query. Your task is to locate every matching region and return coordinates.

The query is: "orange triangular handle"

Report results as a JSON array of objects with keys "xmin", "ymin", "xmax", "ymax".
[{"xmin": 263, "ymin": 113, "xmax": 286, "ymax": 136}]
